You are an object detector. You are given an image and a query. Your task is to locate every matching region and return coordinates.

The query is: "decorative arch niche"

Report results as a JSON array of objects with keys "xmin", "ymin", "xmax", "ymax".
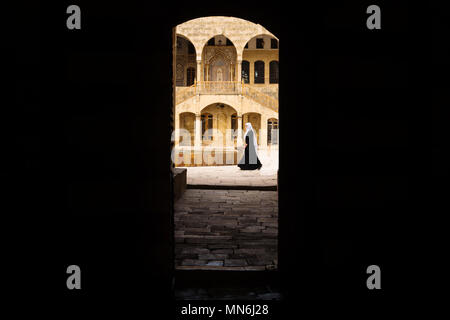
[{"xmin": 202, "ymin": 44, "xmax": 237, "ymax": 82}]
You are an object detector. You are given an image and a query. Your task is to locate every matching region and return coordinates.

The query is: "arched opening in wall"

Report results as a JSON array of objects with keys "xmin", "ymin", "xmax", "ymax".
[
  {"xmin": 172, "ymin": 18, "xmax": 279, "ymax": 283},
  {"xmin": 268, "ymin": 118, "xmax": 279, "ymax": 146},
  {"xmin": 202, "ymin": 35, "xmax": 238, "ymax": 83},
  {"xmin": 175, "ymin": 35, "xmax": 197, "ymax": 86}
]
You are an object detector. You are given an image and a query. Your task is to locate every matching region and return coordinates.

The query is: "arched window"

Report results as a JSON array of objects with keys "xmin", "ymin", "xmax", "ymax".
[
  {"xmin": 269, "ymin": 61, "xmax": 279, "ymax": 84},
  {"xmin": 268, "ymin": 119, "xmax": 279, "ymax": 145},
  {"xmin": 254, "ymin": 61, "xmax": 265, "ymax": 84},
  {"xmin": 241, "ymin": 60, "xmax": 250, "ymax": 84},
  {"xmin": 186, "ymin": 67, "xmax": 195, "ymax": 86}
]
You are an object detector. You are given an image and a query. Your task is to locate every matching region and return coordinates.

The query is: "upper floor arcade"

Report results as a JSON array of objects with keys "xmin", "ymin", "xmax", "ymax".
[
  {"xmin": 175, "ymin": 34, "xmax": 278, "ymax": 86},
  {"xmin": 174, "ymin": 17, "xmax": 279, "ymax": 110}
]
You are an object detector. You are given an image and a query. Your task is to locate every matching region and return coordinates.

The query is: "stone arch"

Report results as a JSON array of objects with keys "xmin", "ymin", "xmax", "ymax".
[
  {"xmin": 175, "ymin": 16, "xmax": 277, "ymax": 61},
  {"xmin": 202, "ymin": 37, "xmax": 238, "ymax": 82},
  {"xmin": 175, "ymin": 33, "xmax": 200, "ymax": 60},
  {"xmin": 176, "ymin": 34, "xmax": 197, "ymax": 53},
  {"xmin": 200, "ymin": 102, "xmax": 238, "ymax": 115},
  {"xmin": 201, "ymin": 103, "xmax": 239, "ymax": 146},
  {"xmin": 198, "ymin": 97, "xmax": 242, "ymax": 115},
  {"xmin": 175, "ymin": 35, "xmax": 197, "ymax": 86},
  {"xmin": 201, "ymin": 35, "xmax": 238, "ymax": 56},
  {"xmin": 242, "ymin": 33, "xmax": 279, "ymax": 59}
]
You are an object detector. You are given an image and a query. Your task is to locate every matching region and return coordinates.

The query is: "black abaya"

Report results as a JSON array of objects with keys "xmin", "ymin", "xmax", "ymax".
[{"xmin": 237, "ymin": 131, "xmax": 262, "ymax": 170}]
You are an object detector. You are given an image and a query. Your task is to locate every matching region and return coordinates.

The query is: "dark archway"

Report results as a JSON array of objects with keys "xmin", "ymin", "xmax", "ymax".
[
  {"xmin": 254, "ymin": 60, "xmax": 265, "ymax": 84},
  {"xmin": 269, "ymin": 61, "xmax": 279, "ymax": 84}
]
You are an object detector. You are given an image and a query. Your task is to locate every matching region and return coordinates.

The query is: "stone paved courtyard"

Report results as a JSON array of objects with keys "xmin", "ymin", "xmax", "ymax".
[
  {"xmin": 175, "ymin": 189, "xmax": 278, "ymax": 270},
  {"xmin": 179, "ymin": 148, "xmax": 278, "ymax": 187}
]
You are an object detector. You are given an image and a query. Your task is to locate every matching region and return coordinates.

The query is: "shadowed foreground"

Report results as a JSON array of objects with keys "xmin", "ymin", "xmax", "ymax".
[{"xmin": 175, "ymin": 189, "xmax": 278, "ymax": 270}]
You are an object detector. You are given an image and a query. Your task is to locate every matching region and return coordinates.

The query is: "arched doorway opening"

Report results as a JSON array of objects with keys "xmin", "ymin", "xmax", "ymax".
[
  {"xmin": 200, "ymin": 103, "xmax": 238, "ymax": 148},
  {"xmin": 172, "ymin": 17, "xmax": 279, "ymax": 279},
  {"xmin": 202, "ymin": 35, "xmax": 238, "ymax": 82}
]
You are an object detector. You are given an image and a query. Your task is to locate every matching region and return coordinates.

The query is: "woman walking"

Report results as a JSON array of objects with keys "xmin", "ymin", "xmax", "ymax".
[{"xmin": 238, "ymin": 122, "xmax": 262, "ymax": 170}]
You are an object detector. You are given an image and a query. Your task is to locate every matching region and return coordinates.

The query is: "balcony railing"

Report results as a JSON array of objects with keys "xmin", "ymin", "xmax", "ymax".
[
  {"xmin": 242, "ymin": 84, "xmax": 278, "ymax": 112},
  {"xmin": 175, "ymin": 81, "xmax": 278, "ymax": 111},
  {"xmin": 198, "ymin": 81, "xmax": 241, "ymax": 94}
]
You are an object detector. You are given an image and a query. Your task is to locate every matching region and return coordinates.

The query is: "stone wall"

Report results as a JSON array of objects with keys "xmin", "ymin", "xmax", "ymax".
[{"xmin": 176, "ymin": 16, "xmax": 278, "ymax": 61}]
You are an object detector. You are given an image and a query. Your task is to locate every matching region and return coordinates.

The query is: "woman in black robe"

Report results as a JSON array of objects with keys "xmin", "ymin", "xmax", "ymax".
[{"xmin": 238, "ymin": 122, "xmax": 262, "ymax": 170}]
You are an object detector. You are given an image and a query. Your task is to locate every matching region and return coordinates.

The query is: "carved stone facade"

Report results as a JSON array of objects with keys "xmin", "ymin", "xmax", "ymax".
[
  {"xmin": 173, "ymin": 17, "xmax": 279, "ymax": 166},
  {"xmin": 203, "ymin": 46, "xmax": 237, "ymax": 82}
]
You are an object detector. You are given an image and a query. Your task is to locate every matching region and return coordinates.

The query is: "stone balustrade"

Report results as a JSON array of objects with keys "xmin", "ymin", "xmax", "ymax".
[{"xmin": 176, "ymin": 81, "xmax": 278, "ymax": 112}]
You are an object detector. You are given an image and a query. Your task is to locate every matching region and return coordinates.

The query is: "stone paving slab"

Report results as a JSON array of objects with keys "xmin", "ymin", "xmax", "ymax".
[
  {"xmin": 178, "ymin": 149, "xmax": 278, "ymax": 187},
  {"xmin": 175, "ymin": 189, "xmax": 278, "ymax": 270}
]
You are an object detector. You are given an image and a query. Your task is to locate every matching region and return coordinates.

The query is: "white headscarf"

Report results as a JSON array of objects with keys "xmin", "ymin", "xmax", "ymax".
[{"xmin": 244, "ymin": 122, "xmax": 258, "ymax": 153}]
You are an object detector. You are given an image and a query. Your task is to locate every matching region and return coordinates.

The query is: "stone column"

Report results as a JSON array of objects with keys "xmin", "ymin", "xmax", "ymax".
[
  {"xmin": 237, "ymin": 115, "xmax": 243, "ymax": 146},
  {"xmin": 249, "ymin": 60, "xmax": 254, "ymax": 84},
  {"xmin": 237, "ymin": 60, "xmax": 242, "ymax": 84},
  {"xmin": 194, "ymin": 114, "xmax": 202, "ymax": 148},
  {"xmin": 260, "ymin": 114, "xmax": 268, "ymax": 149},
  {"xmin": 196, "ymin": 60, "xmax": 202, "ymax": 83},
  {"xmin": 265, "ymin": 59, "xmax": 270, "ymax": 84}
]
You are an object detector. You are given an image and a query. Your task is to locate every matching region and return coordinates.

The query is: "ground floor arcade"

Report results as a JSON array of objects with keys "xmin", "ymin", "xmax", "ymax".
[{"xmin": 175, "ymin": 102, "xmax": 278, "ymax": 151}]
